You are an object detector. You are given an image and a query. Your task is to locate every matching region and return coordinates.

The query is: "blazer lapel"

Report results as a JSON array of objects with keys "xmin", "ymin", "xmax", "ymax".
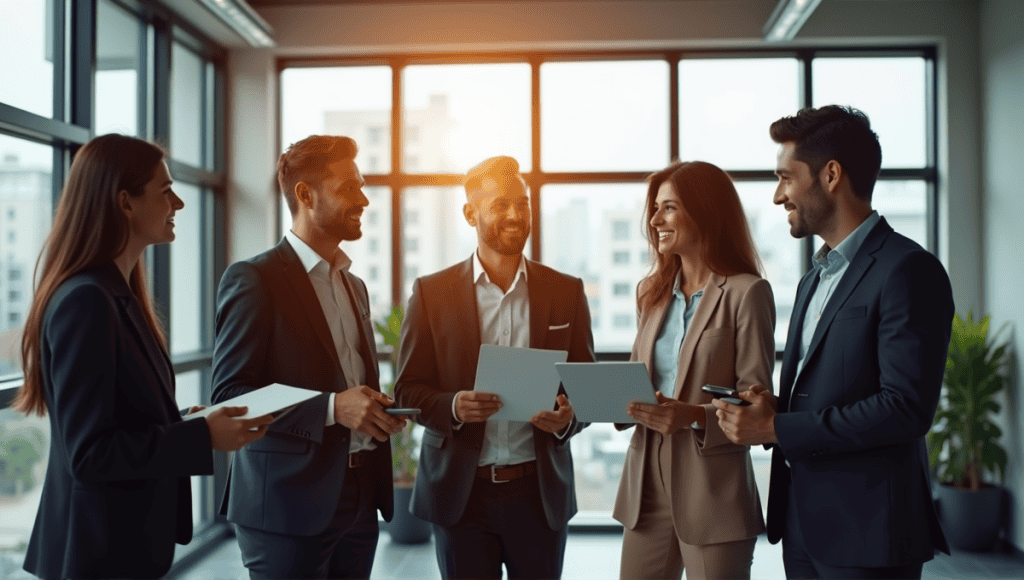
[
  {"xmin": 454, "ymin": 257, "xmax": 483, "ymax": 377},
  {"xmin": 117, "ymin": 294, "xmax": 177, "ymax": 411},
  {"xmin": 526, "ymin": 260, "xmax": 550, "ymax": 349},
  {"xmin": 779, "ymin": 270, "xmax": 819, "ymax": 406},
  {"xmin": 638, "ymin": 299, "xmax": 669, "ymax": 373},
  {"xmin": 800, "ymin": 220, "xmax": 890, "ymax": 375},
  {"xmin": 338, "ymin": 270, "xmax": 380, "ymax": 391},
  {"xmin": 276, "ymin": 240, "xmax": 344, "ymax": 375},
  {"xmin": 673, "ymin": 274, "xmax": 724, "ymax": 399}
]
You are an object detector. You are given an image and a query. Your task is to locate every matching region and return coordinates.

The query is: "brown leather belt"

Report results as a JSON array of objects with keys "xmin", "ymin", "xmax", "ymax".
[
  {"xmin": 475, "ymin": 461, "xmax": 536, "ymax": 483},
  {"xmin": 348, "ymin": 451, "xmax": 369, "ymax": 468}
]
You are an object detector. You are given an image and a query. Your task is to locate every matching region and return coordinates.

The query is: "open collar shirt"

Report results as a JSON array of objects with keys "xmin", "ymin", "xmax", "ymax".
[{"xmin": 285, "ymin": 230, "xmax": 373, "ymax": 453}]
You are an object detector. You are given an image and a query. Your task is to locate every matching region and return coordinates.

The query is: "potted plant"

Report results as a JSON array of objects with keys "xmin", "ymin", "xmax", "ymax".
[
  {"xmin": 928, "ymin": 309, "xmax": 1010, "ymax": 551},
  {"xmin": 375, "ymin": 305, "xmax": 431, "ymax": 545}
]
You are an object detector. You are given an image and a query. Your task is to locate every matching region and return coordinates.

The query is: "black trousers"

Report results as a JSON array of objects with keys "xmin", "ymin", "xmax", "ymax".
[
  {"xmin": 432, "ymin": 471, "xmax": 568, "ymax": 580},
  {"xmin": 235, "ymin": 467, "xmax": 380, "ymax": 580},
  {"xmin": 782, "ymin": 484, "xmax": 924, "ymax": 580}
]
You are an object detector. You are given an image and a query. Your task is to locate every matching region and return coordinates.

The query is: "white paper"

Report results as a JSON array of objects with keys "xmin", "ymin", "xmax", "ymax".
[
  {"xmin": 186, "ymin": 383, "xmax": 320, "ymax": 421},
  {"xmin": 473, "ymin": 344, "xmax": 568, "ymax": 422},
  {"xmin": 554, "ymin": 362, "xmax": 659, "ymax": 423}
]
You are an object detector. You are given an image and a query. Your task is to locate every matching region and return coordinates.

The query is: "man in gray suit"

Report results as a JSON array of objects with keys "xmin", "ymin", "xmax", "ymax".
[
  {"xmin": 395, "ymin": 156, "xmax": 596, "ymax": 579},
  {"xmin": 212, "ymin": 135, "xmax": 408, "ymax": 580}
]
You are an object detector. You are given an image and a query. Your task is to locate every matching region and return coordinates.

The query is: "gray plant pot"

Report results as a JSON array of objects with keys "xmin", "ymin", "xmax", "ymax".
[
  {"xmin": 935, "ymin": 483, "xmax": 1006, "ymax": 551},
  {"xmin": 384, "ymin": 483, "xmax": 432, "ymax": 545}
]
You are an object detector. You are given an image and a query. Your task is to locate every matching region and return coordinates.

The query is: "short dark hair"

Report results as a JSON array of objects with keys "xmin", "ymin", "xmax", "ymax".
[
  {"xmin": 277, "ymin": 135, "xmax": 358, "ymax": 215},
  {"xmin": 769, "ymin": 105, "xmax": 882, "ymax": 201},
  {"xmin": 464, "ymin": 156, "xmax": 523, "ymax": 197}
]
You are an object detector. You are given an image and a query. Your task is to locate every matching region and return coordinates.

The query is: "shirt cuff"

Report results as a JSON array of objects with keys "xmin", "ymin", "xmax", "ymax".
[
  {"xmin": 555, "ymin": 421, "xmax": 572, "ymax": 439},
  {"xmin": 326, "ymin": 392, "xmax": 336, "ymax": 426},
  {"xmin": 451, "ymin": 392, "xmax": 464, "ymax": 430}
]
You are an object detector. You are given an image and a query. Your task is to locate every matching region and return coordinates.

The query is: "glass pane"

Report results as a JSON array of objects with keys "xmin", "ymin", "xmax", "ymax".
[
  {"xmin": 281, "ymin": 66, "xmax": 392, "ymax": 174},
  {"xmin": 281, "ymin": 187, "xmax": 393, "ymax": 343},
  {"xmin": 873, "ymin": 180, "xmax": 927, "ymax": 249},
  {"xmin": 0, "ymin": 136, "xmax": 53, "ymax": 376},
  {"xmin": 0, "ymin": 0, "xmax": 54, "ymax": 117},
  {"xmin": 733, "ymin": 182, "xmax": 804, "ymax": 350},
  {"xmin": 170, "ymin": 182, "xmax": 201, "ymax": 354},
  {"xmin": 0, "ymin": 405, "xmax": 50, "ymax": 573},
  {"xmin": 812, "ymin": 57, "xmax": 927, "ymax": 168},
  {"xmin": 540, "ymin": 183, "xmax": 649, "ymax": 353},
  {"xmin": 680, "ymin": 58, "xmax": 800, "ymax": 170},
  {"xmin": 401, "ymin": 186, "xmax": 481, "ymax": 302},
  {"xmin": 541, "ymin": 60, "xmax": 668, "ymax": 172},
  {"xmin": 94, "ymin": 0, "xmax": 140, "ymax": 136},
  {"xmin": 571, "ymin": 422, "xmax": 633, "ymax": 515},
  {"xmin": 171, "ymin": 42, "xmax": 203, "ymax": 166},
  {"xmin": 404, "ymin": 63, "xmax": 530, "ymax": 173}
]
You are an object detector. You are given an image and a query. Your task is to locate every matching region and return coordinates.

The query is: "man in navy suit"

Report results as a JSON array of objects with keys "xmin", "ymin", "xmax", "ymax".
[
  {"xmin": 212, "ymin": 135, "xmax": 408, "ymax": 580},
  {"xmin": 714, "ymin": 105, "xmax": 953, "ymax": 580}
]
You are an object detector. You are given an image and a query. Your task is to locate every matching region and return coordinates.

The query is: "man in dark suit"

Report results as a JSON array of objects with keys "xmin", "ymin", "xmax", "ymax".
[
  {"xmin": 394, "ymin": 156, "xmax": 595, "ymax": 579},
  {"xmin": 714, "ymin": 105, "xmax": 953, "ymax": 580},
  {"xmin": 212, "ymin": 135, "xmax": 408, "ymax": 580}
]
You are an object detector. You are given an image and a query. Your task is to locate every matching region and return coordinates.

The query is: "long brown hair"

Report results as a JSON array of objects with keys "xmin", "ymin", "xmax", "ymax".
[
  {"xmin": 637, "ymin": 160, "xmax": 764, "ymax": 314},
  {"xmin": 14, "ymin": 134, "xmax": 168, "ymax": 416}
]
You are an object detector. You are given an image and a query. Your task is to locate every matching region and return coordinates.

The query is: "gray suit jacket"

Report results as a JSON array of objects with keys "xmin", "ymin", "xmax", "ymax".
[
  {"xmin": 212, "ymin": 238, "xmax": 393, "ymax": 535},
  {"xmin": 394, "ymin": 257, "xmax": 595, "ymax": 529}
]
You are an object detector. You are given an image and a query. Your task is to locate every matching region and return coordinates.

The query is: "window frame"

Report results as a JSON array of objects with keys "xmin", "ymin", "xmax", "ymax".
[
  {"xmin": 276, "ymin": 45, "xmax": 939, "ymax": 359},
  {"xmin": 0, "ymin": 0, "xmax": 230, "ymax": 569}
]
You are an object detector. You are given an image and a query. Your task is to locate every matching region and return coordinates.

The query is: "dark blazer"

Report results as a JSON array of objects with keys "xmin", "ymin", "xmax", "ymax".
[
  {"xmin": 394, "ymin": 257, "xmax": 595, "ymax": 529},
  {"xmin": 23, "ymin": 263, "xmax": 213, "ymax": 580},
  {"xmin": 766, "ymin": 218, "xmax": 953, "ymax": 567},
  {"xmin": 212, "ymin": 238, "xmax": 393, "ymax": 536}
]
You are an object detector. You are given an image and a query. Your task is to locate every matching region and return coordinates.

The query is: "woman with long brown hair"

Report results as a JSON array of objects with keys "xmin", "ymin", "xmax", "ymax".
[
  {"xmin": 14, "ymin": 134, "xmax": 272, "ymax": 580},
  {"xmin": 613, "ymin": 161, "xmax": 776, "ymax": 580}
]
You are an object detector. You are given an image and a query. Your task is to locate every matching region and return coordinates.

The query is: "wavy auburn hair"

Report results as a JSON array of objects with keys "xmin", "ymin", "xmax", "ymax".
[
  {"xmin": 14, "ymin": 134, "xmax": 168, "ymax": 416},
  {"xmin": 637, "ymin": 161, "xmax": 763, "ymax": 314}
]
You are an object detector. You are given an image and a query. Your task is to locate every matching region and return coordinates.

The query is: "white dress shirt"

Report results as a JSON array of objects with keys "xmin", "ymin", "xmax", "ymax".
[
  {"xmin": 285, "ymin": 231, "xmax": 373, "ymax": 453},
  {"xmin": 454, "ymin": 252, "xmax": 537, "ymax": 466}
]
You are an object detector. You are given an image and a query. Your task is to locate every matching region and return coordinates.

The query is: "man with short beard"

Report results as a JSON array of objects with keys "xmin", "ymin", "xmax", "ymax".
[
  {"xmin": 212, "ymin": 135, "xmax": 409, "ymax": 580},
  {"xmin": 714, "ymin": 106, "xmax": 953, "ymax": 580},
  {"xmin": 395, "ymin": 156, "xmax": 595, "ymax": 579}
]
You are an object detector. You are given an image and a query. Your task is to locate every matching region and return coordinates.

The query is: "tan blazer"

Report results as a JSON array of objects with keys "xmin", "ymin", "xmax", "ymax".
[{"xmin": 612, "ymin": 272, "xmax": 775, "ymax": 546}]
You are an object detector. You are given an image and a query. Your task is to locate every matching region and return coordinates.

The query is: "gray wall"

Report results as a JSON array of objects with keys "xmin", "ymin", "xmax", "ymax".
[{"xmin": 981, "ymin": 0, "xmax": 1024, "ymax": 552}]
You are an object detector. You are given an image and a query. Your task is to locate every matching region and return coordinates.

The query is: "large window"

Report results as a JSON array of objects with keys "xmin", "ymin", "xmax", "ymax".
[
  {"xmin": 279, "ymin": 48, "xmax": 937, "ymax": 523},
  {"xmin": 1, "ymin": 0, "xmax": 227, "ymax": 572}
]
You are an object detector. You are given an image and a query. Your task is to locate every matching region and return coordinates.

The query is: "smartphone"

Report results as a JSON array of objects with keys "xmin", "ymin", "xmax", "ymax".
[
  {"xmin": 701, "ymin": 385, "xmax": 750, "ymax": 406},
  {"xmin": 385, "ymin": 408, "xmax": 421, "ymax": 415}
]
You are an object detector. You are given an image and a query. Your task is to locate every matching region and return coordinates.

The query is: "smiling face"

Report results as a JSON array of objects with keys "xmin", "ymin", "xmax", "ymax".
[
  {"xmin": 649, "ymin": 179, "xmax": 700, "ymax": 258},
  {"xmin": 465, "ymin": 175, "xmax": 531, "ymax": 256},
  {"xmin": 307, "ymin": 158, "xmax": 368, "ymax": 243},
  {"xmin": 774, "ymin": 141, "xmax": 835, "ymax": 239},
  {"xmin": 124, "ymin": 161, "xmax": 183, "ymax": 247}
]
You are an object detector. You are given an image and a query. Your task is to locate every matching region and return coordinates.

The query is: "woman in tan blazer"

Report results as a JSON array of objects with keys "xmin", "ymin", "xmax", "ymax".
[{"xmin": 614, "ymin": 160, "xmax": 776, "ymax": 580}]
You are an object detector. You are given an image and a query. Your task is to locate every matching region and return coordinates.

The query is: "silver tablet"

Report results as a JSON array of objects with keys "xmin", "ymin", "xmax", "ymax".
[{"xmin": 554, "ymin": 362, "xmax": 658, "ymax": 423}]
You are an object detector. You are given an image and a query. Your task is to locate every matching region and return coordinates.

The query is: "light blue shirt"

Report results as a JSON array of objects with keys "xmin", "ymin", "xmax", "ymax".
[
  {"xmin": 652, "ymin": 275, "xmax": 704, "ymax": 399},
  {"xmin": 793, "ymin": 211, "xmax": 881, "ymax": 387}
]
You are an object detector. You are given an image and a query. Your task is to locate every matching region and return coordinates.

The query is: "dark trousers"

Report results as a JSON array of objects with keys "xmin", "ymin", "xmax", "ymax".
[
  {"xmin": 432, "ymin": 471, "xmax": 568, "ymax": 580},
  {"xmin": 782, "ymin": 485, "xmax": 924, "ymax": 580},
  {"xmin": 235, "ymin": 467, "xmax": 380, "ymax": 580}
]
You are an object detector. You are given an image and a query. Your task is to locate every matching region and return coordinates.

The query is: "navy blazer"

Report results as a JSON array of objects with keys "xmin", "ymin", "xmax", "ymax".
[
  {"xmin": 766, "ymin": 218, "xmax": 953, "ymax": 567},
  {"xmin": 23, "ymin": 263, "xmax": 213, "ymax": 580},
  {"xmin": 212, "ymin": 238, "xmax": 393, "ymax": 536},
  {"xmin": 394, "ymin": 257, "xmax": 596, "ymax": 529}
]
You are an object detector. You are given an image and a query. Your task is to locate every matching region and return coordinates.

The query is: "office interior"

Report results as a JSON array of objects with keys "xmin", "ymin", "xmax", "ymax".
[{"xmin": 0, "ymin": 0, "xmax": 1022, "ymax": 578}]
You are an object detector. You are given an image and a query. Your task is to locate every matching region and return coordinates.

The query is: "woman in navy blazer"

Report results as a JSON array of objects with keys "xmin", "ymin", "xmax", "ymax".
[{"xmin": 12, "ymin": 134, "xmax": 272, "ymax": 580}]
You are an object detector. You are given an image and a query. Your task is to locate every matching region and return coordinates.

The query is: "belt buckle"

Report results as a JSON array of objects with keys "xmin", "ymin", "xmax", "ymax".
[{"xmin": 490, "ymin": 465, "xmax": 509, "ymax": 484}]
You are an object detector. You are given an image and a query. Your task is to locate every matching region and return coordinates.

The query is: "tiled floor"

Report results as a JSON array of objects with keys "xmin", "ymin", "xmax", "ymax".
[{"xmin": 178, "ymin": 530, "xmax": 1024, "ymax": 580}]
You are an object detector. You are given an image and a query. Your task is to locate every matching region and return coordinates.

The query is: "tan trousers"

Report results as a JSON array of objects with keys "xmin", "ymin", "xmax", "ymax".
[{"xmin": 619, "ymin": 432, "xmax": 756, "ymax": 580}]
